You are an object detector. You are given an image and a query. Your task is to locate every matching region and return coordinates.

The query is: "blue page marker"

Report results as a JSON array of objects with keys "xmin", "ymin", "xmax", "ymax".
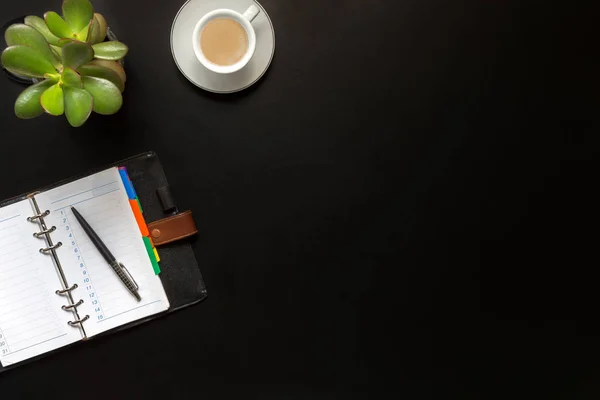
[{"xmin": 118, "ymin": 167, "xmax": 137, "ymax": 200}]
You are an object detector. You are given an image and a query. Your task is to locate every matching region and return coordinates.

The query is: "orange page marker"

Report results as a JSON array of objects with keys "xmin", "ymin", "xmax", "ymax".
[{"xmin": 129, "ymin": 199, "xmax": 150, "ymax": 237}]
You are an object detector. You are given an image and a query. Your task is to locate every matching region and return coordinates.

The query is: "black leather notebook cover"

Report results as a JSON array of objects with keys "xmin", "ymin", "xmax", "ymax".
[{"xmin": 0, "ymin": 151, "xmax": 207, "ymax": 373}]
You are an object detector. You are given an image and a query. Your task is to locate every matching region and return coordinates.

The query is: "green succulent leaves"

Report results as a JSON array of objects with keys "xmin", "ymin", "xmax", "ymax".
[
  {"xmin": 63, "ymin": 0, "xmax": 94, "ymax": 33},
  {"xmin": 1, "ymin": 46, "xmax": 57, "ymax": 78},
  {"xmin": 89, "ymin": 13, "xmax": 107, "ymax": 44},
  {"xmin": 62, "ymin": 66, "xmax": 83, "ymax": 87},
  {"xmin": 87, "ymin": 14, "xmax": 107, "ymax": 44},
  {"xmin": 40, "ymin": 83, "xmax": 64, "ymax": 115},
  {"xmin": 62, "ymin": 41, "xmax": 94, "ymax": 69},
  {"xmin": 24, "ymin": 16, "xmax": 60, "ymax": 46},
  {"xmin": 44, "ymin": 0, "xmax": 94, "ymax": 42},
  {"xmin": 82, "ymin": 76, "xmax": 122, "ymax": 115},
  {"xmin": 36, "ymin": 67, "xmax": 99, "ymax": 126},
  {"xmin": 90, "ymin": 59, "xmax": 126, "ymax": 83},
  {"xmin": 64, "ymin": 86, "xmax": 93, "ymax": 127},
  {"xmin": 92, "ymin": 41, "xmax": 128, "ymax": 60},
  {"xmin": 78, "ymin": 63, "xmax": 124, "ymax": 92},
  {"xmin": 2, "ymin": 0, "xmax": 127, "ymax": 127},
  {"xmin": 44, "ymin": 12, "xmax": 73, "ymax": 39},
  {"xmin": 3, "ymin": 24, "xmax": 61, "ymax": 73},
  {"xmin": 5, "ymin": 24, "xmax": 59, "ymax": 69},
  {"xmin": 13, "ymin": 63, "xmax": 120, "ymax": 126},
  {"xmin": 14, "ymin": 80, "xmax": 55, "ymax": 119}
]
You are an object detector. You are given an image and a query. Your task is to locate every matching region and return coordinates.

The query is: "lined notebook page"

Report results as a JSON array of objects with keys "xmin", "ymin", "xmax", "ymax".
[
  {"xmin": 0, "ymin": 200, "xmax": 81, "ymax": 367},
  {"xmin": 35, "ymin": 168, "xmax": 169, "ymax": 338}
]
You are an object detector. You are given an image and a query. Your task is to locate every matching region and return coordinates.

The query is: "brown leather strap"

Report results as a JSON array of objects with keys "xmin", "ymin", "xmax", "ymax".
[{"xmin": 147, "ymin": 210, "xmax": 198, "ymax": 246}]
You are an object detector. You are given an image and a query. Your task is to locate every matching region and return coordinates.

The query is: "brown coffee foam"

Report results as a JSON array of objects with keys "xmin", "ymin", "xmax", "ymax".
[{"xmin": 200, "ymin": 18, "xmax": 248, "ymax": 66}]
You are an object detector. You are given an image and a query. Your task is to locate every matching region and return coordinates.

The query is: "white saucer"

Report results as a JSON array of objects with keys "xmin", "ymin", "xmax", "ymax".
[{"xmin": 170, "ymin": 0, "xmax": 275, "ymax": 94}]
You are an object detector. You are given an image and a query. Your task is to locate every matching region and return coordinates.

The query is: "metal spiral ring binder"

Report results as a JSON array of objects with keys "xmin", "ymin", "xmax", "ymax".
[
  {"xmin": 62, "ymin": 299, "xmax": 84, "ymax": 310},
  {"xmin": 68, "ymin": 315, "xmax": 90, "ymax": 327},
  {"xmin": 39, "ymin": 242, "xmax": 63, "ymax": 253},
  {"xmin": 56, "ymin": 284, "xmax": 78, "ymax": 295},
  {"xmin": 27, "ymin": 210, "xmax": 49, "ymax": 222},
  {"xmin": 27, "ymin": 194, "xmax": 89, "ymax": 339},
  {"xmin": 33, "ymin": 226, "xmax": 56, "ymax": 237}
]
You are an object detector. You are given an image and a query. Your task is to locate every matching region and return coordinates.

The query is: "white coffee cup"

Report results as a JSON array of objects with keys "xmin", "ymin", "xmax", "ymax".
[{"xmin": 192, "ymin": 5, "xmax": 260, "ymax": 74}]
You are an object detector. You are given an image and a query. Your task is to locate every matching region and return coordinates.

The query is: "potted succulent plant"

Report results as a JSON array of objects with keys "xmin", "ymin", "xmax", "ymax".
[{"xmin": 1, "ymin": 0, "xmax": 128, "ymax": 127}]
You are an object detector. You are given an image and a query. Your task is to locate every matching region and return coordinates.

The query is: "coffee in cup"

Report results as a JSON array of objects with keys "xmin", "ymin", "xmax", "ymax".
[
  {"xmin": 200, "ymin": 18, "xmax": 249, "ymax": 66},
  {"xmin": 192, "ymin": 6, "xmax": 260, "ymax": 74}
]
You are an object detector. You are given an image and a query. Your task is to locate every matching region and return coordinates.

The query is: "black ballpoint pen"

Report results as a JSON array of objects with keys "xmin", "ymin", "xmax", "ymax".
[{"xmin": 71, "ymin": 207, "xmax": 141, "ymax": 301}]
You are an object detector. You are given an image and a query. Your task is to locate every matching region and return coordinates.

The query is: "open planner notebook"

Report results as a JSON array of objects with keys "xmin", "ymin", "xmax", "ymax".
[{"xmin": 0, "ymin": 167, "xmax": 169, "ymax": 367}]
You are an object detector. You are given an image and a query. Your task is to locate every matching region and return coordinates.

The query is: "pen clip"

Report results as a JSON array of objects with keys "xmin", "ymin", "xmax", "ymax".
[{"xmin": 118, "ymin": 262, "xmax": 139, "ymax": 291}]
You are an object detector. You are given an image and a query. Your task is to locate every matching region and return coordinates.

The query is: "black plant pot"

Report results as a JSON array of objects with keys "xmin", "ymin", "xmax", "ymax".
[{"xmin": 2, "ymin": 15, "xmax": 124, "ymax": 85}]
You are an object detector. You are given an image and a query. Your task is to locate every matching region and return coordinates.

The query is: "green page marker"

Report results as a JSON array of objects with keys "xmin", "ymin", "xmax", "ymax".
[{"xmin": 143, "ymin": 236, "xmax": 160, "ymax": 274}]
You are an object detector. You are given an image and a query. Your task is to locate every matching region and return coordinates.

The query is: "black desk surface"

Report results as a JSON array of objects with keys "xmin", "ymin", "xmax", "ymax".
[{"xmin": 0, "ymin": 0, "xmax": 596, "ymax": 398}]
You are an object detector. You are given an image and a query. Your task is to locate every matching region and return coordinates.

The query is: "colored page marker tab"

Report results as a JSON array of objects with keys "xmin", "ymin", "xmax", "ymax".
[
  {"xmin": 149, "ymin": 237, "xmax": 160, "ymax": 261},
  {"xmin": 129, "ymin": 199, "xmax": 149, "ymax": 237},
  {"xmin": 143, "ymin": 236, "xmax": 161, "ymax": 274},
  {"xmin": 118, "ymin": 167, "xmax": 137, "ymax": 200},
  {"xmin": 136, "ymin": 197, "xmax": 143, "ymax": 214},
  {"xmin": 126, "ymin": 173, "xmax": 138, "ymax": 198}
]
